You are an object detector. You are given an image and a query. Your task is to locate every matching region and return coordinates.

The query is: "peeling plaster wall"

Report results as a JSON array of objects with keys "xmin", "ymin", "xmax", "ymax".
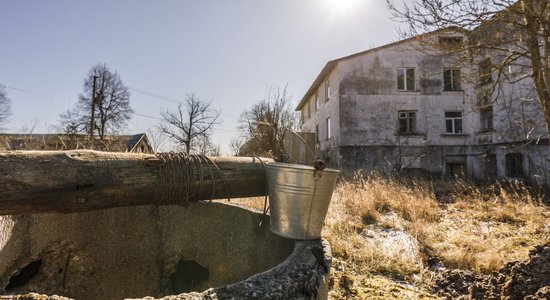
[
  {"xmin": 337, "ymin": 41, "xmax": 476, "ymax": 148},
  {"xmin": 301, "ymin": 67, "xmax": 340, "ymax": 155},
  {"xmin": 299, "ymin": 34, "xmax": 550, "ymax": 183}
]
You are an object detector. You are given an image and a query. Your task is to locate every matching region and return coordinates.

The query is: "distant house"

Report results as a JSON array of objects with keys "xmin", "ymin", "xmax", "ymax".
[
  {"xmin": 0, "ymin": 133, "xmax": 153, "ymax": 153},
  {"xmin": 296, "ymin": 27, "xmax": 550, "ymax": 185}
]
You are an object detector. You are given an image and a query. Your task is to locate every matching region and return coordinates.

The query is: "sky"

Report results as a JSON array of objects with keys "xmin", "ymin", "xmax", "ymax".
[{"xmin": 0, "ymin": 0, "xmax": 403, "ymax": 154}]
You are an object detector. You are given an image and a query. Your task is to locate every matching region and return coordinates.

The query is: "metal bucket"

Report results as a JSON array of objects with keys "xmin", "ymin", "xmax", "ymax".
[{"xmin": 266, "ymin": 162, "xmax": 340, "ymax": 240}]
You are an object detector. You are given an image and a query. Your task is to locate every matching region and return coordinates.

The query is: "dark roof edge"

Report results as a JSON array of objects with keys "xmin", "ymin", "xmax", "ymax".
[{"xmin": 128, "ymin": 133, "xmax": 147, "ymax": 152}]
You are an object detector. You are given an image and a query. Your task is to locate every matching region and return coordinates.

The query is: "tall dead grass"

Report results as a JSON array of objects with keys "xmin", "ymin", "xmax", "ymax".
[{"xmin": 324, "ymin": 174, "xmax": 550, "ymax": 279}]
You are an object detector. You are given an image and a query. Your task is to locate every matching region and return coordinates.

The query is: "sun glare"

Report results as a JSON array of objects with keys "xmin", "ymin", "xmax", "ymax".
[{"xmin": 322, "ymin": 0, "xmax": 364, "ymax": 15}]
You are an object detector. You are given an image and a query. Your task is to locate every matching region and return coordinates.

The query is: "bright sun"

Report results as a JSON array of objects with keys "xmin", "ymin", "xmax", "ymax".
[{"xmin": 322, "ymin": 0, "xmax": 364, "ymax": 15}]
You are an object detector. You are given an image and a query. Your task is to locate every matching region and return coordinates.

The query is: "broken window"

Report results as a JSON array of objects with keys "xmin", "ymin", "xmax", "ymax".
[
  {"xmin": 438, "ymin": 36, "xmax": 463, "ymax": 48},
  {"xmin": 505, "ymin": 153, "xmax": 523, "ymax": 178},
  {"xmin": 443, "ymin": 68, "xmax": 461, "ymax": 91},
  {"xmin": 479, "ymin": 59, "xmax": 493, "ymax": 85},
  {"xmin": 446, "ymin": 163, "xmax": 465, "ymax": 177},
  {"xmin": 315, "ymin": 92, "xmax": 319, "ymax": 110},
  {"xmin": 315, "ymin": 124, "xmax": 319, "ymax": 143},
  {"xmin": 397, "ymin": 68, "xmax": 415, "ymax": 91},
  {"xmin": 398, "ymin": 111, "xmax": 417, "ymax": 134},
  {"xmin": 445, "ymin": 111, "xmax": 463, "ymax": 134},
  {"xmin": 480, "ymin": 106, "xmax": 494, "ymax": 131},
  {"xmin": 478, "ymin": 89, "xmax": 492, "ymax": 106},
  {"xmin": 485, "ymin": 154, "xmax": 497, "ymax": 178},
  {"xmin": 326, "ymin": 117, "xmax": 331, "ymax": 140},
  {"xmin": 325, "ymin": 80, "xmax": 331, "ymax": 101}
]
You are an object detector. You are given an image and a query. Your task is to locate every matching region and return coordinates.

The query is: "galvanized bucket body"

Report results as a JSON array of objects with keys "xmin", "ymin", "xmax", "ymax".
[{"xmin": 266, "ymin": 162, "xmax": 339, "ymax": 240}]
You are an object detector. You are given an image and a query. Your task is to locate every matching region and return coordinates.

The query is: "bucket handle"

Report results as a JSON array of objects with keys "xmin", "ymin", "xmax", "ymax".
[{"xmin": 284, "ymin": 129, "xmax": 326, "ymax": 171}]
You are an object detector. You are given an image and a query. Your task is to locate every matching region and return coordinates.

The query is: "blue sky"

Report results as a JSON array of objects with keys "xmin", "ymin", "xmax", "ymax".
[{"xmin": 0, "ymin": 0, "xmax": 402, "ymax": 154}]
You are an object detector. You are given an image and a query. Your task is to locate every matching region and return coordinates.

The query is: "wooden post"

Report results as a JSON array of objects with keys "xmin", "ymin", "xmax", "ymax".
[
  {"xmin": 0, "ymin": 150, "xmax": 271, "ymax": 215},
  {"xmin": 283, "ymin": 132, "xmax": 316, "ymax": 165}
]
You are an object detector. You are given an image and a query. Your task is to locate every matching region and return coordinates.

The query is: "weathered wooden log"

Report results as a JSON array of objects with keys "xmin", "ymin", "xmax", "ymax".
[{"xmin": 0, "ymin": 150, "xmax": 271, "ymax": 215}]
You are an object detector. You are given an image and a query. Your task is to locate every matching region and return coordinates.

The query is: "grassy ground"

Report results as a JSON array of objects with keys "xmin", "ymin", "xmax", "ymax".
[
  {"xmin": 324, "ymin": 175, "xmax": 549, "ymax": 299},
  {"xmin": 231, "ymin": 175, "xmax": 550, "ymax": 299}
]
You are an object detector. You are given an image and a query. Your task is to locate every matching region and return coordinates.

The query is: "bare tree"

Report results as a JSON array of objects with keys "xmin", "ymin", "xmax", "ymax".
[
  {"xmin": 146, "ymin": 127, "xmax": 167, "ymax": 153},
  {"xmin": 60, "ymin": 63, "xmax": 133, "ymax": 139},
  {"xmin": 238, "ymin": 86, "xmax": 299, "ymax": 160},
  {"xmin": 387, "ymin": 0, "xmax": 550, "ymax": 138},
  {"xmin": 229, "ymin": 136, "xmax": 245, "ymax": 156},
  {"xmin": 195, "ymin": 134, "xmax": 220, "ymax": 156},
  {"xmin": 159, "ymin": 93, "xmax": 220, "ymax": 154},
  {"xmin": 0, "ymin": 86, "xmax": 11, "ymax": 131}
]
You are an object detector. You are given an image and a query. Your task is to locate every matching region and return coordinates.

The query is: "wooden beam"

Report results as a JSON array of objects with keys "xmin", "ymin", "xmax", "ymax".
[{"xmin": 0, "ymin": 150, "xmax": 271, "ymax": 215}]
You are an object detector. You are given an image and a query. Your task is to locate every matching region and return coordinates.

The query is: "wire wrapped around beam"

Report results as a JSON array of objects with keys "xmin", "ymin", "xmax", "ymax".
[{"xmin": 155, "ymin": 152, "xmax": 227, "ymax": 206}]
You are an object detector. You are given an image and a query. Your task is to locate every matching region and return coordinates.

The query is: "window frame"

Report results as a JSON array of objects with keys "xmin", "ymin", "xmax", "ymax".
[
  {"xmin": 325, "ymin": 117, "xmax": 331, "ymax": 140},
  {"xmin": 398, "ymin": 110, "xmax": 417, "ymax": 135},
  {"xmin": 480, "ymin": 106, "xmax": 494, "ymax": 131},
  {"xmin": 315, "ymin": 92, "xmax": 319, "ymax": 110},
  {"xmin": 315, "ymin": 124, "xmax": 319, "ymax": 143},
  {"xmin": 505, "ymin": 153, "xmax": 523, "ymax": 178},
  {"xmin": 485, "ymin": 154, "xmax": 497, "ymax": 178},
  {"xmin": 397, "ymin": 68, "xmax": 416, "ymax": 91},
  {"xmin": 445, "ymin": 111, "xmax": 463, "ymax": 134},
  {"xmin": 438, "ymin": 36, "xmax": 463, "ymax": 48},
  {"xmin": 479, "ymin": 59, "xmax": 493, "ymax": 85},
  {"xmin": 325, "ymin": 80, "xmax": 331, "ymax": 101},
  {"xmin": 443, "ymin": 68, "xmax": 461, "ymax": 91}
]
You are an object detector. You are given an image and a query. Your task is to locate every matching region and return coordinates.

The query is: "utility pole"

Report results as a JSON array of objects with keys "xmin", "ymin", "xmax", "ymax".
[{"xmin": 90, "ymin": 75, "xmax": 100, "ymax": 145}]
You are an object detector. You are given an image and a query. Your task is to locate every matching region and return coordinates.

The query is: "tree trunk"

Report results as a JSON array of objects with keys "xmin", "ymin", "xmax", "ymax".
[{"xmin": 0, "ymin": 150, "xmax": 271, "ymax": 215}]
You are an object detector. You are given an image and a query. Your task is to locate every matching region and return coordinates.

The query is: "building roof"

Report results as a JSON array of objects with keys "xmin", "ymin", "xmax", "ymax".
[
  {"xmin": 295, "ymin": 27, "xmax": 469, "ymax": 111},
  {"xmin": 0, "ymin": 132, "xmax": 152, "ymax": 153}
]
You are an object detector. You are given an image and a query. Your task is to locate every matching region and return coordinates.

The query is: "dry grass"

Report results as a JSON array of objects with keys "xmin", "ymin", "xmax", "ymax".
[
  {"xmin": 323, "ymin": 174, "xmax": 549, "ymax": 299},
  {"xmin": 230, "ymin": 175, "xmax": 549, "ymax": 299}
]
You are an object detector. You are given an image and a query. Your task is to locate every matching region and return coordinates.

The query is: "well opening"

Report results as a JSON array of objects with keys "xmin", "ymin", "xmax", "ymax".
[{"xmin": 0, "ymin": 202, "xmax": 295, "ymax": 300}]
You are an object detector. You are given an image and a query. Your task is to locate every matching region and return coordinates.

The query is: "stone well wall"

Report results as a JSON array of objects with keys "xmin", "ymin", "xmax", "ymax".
[{"xmin": 0, "ymin": 202, "xmax": 302, "ymax": 299}]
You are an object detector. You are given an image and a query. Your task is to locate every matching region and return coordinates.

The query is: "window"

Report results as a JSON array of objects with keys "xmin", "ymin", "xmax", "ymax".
[
  {"xmin": 397, "ymin": 68, "xmax": 415, "ymax": 91},
  {"xmin": 398, "ymin": 111, "xmax": 417, "ymax": 134},
  {"xmin": 479, "ymin": 59, "xmax": 492, "ymax": 85},
  {"xmin": 438, "ymin": 36, "xmax": 463, "ymax": 47},
  {"xmin": 307, "ymin": 99, "xmax": 311, "ymax": 119},
  {"xmin": 480, "ymin": 106, "xmax": 493, "ymax": 131},
  {"xmin": 485, "ymin": 154, "xmax": 497, "ymax": 178},
  {"xmin": 325, "ymin": 80, "xmax": 331, "ymax": 101},
  {"xmin": 478, "ymin": 89, "xmax": 491, "ymax": 106},
  {"xmin": 325, "ymin": 117, "xmax": 331, "ymax": 140},
  {"xmin": 505, "ymin": 153, "xmax": 523, "ymax": 177},
  {"xmin": 446, "ymin": 163, "xmax": 465, "ymax": 177},
  {"xmin": 445, "ymin": 111, "xmax": 463, "ymax": 134},
  {"xmin": 315, "ymin": 92, "xmax": 319, "ymax": 110},
  {"xmin": 443, "ymin": 68, "xmax": 461, "ymax": 91},
  {"xmin": 315, "ymin": 124, "xmax": 319, "ymax": 143}
]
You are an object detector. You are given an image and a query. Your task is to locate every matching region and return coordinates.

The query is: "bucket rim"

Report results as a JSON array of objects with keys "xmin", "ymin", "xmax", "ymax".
[{"xmin": 265, "ymin": 162, "xmax": 340, "ymax": 174}]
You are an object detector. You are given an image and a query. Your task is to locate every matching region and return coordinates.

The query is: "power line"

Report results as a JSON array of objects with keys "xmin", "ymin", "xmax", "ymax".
[
  {"xmin": 2, "ymin": 82, "xmax": 240, "ymax": 131},
  {"xmin": 128, "ymin": 86, "xmax": 181, "ymax": 104},
  {"xmin": 128, "ymin": 85, "xmax": 240, "ymax": 119},
  {"xmin": 130, "ymin": 112, "xmax": 235, "ymax": 133},
  {"xmin": 0, "ymin": 83, "xmax": 70, "ymax": 103},
  {"xmin": 131, "ymin": 112, "xmax": 162, "ymax": 120}
]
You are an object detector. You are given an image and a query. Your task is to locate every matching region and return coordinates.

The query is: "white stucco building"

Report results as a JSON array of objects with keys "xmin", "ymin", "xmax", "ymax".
[{"xmin": 296, "ymin": 28, "xmax": 550, "ymax": 184}]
